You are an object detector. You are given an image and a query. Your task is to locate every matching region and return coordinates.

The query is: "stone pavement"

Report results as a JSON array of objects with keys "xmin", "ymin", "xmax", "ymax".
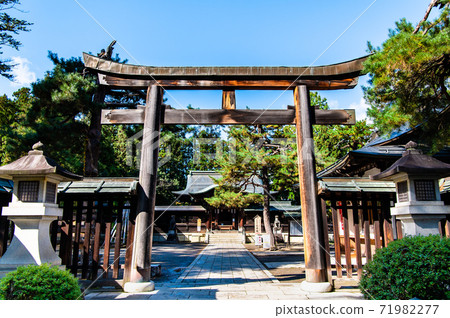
[
  {"xmin": 176, "ymin": 243, "xmax": 278, "ymax": 284},
  {"xmin": 85, "ymin": 241, "xmax": 363, "ymax": 300}
]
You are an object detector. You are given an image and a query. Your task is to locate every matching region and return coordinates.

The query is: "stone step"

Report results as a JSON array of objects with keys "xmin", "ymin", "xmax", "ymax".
[{"xmin": 208, "ymin": 232, "xmax": 243, "ymax": 244}]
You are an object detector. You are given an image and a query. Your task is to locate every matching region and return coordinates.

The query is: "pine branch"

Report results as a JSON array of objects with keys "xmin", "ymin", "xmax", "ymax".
[{"xmin": 413, "ymin": 0, "xmax": 440, "ymax": 34}]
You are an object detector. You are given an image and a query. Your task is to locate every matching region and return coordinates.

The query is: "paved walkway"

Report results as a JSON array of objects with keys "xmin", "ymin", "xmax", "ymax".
[
  {"xmin": 86, "ymin": 242, "xmax": 363, "ymax": 300},
  {"xmin": 176, "ymin": 243, "xmax": 278, "ymax": 285}
]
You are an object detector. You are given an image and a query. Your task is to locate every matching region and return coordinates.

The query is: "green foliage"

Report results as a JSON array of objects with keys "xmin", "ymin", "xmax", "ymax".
[
  {"xmin": 207, "ymin": 124, "xmax": 298, "ymax": 205},
  {"xmin": 207, "ymin": 92, "xmax": 373, "ymax": 207},
  {"xmin": 363, "ymin": 2, "xmax": 450, "ymax": 151},
  {"xmin": 206, "ymin": 189, "xmax": 262, "ymax": 209},
  {"xmin": 0, "ymin": 51, "xmax": 147, "ymax": 177},
  {"xmin": 0, "ymin": 0, "xmax": 32, "ymax": 78},
  {"xmin": 99, "ymin": 125, "xmax": 139, "ymax": 177},
  {"xmin": 0, "ymin": 263, "xmax": 82, "ymax": 300},
  {"xmin": 189, "ymin": 124, "xmax": 223, "ymax": 171},
  {"xmin": 27, "ymin": 53, "xmax": 97, "ymax": 174},
  {"xmin": 156, "ymin": 124, "xmax": 200, "ymax": 204},
  {"xmin": 205, "ymin": 124, "xmax": 298, "ymax": 248},
  {"xmin": 311, "ymin": 92, "xmax": 373, "ymax": 171},
  {"xmin": 359, "ymin": 235, "xmax": 450, "ymax": 300},
  {"xmin": 0, "ymin": 87, "xmax": 35, "ymax": 164}
]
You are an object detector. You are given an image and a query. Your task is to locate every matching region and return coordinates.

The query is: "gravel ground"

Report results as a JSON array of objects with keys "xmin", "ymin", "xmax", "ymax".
[{"xmin": 246, "ymin": 243, "xmax": 306, "ymax": 283}]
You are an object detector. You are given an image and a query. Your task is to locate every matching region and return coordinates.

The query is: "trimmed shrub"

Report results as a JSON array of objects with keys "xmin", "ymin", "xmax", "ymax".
[
  {"xmin": 0, "ymin": 263, "xmax": 82, "ymax": 300},
  {"xmin": 359, "ymin": 235, "xmax": 450, "ymax": 300}
]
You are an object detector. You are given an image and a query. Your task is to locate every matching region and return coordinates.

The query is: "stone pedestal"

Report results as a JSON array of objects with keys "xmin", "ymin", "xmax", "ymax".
[
  {"xmin": 391, "ymin": 201, "xmax": 450, "ymax": 236},
  {"xmin": 0, "ymin": 202, "xmax": 62, "ymax": 277},
  {"xmin": 300, "ymin": 281, "xmax": 333, "ymax": 293}
]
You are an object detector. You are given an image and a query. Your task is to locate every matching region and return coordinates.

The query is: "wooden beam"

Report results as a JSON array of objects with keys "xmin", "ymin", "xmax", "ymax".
[
  {"xmin": 101, "ymin": 108, "xmax": 355, "ymax": 125},
  {"xmin": 98, "ymin": 74, "xmax": 359, "ymax": 90},
  {"xmin": 222, "ymin": 90, "xmax": 236, "ymax": 109},
  {"xmin": 294, "ymin": 85, "xmax": 329, "ymax": 285}
]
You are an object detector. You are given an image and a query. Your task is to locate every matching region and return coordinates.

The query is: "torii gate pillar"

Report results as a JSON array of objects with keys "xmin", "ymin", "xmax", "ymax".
[
  {"xmin": 294, "ymin": 85, "xmax": 332, "ymax": 292},
  {"xmin": 124, "ymin": 85, "xmax": 163, "ymax": 292}
]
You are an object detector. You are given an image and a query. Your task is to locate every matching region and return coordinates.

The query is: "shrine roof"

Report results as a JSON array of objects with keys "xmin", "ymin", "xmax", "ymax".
[
  {"xmin": 173, "ymin": 171, "xmax": 275, "ymax": 197},
  {"xmin": 244, "ymin": 201, "xmax": 301, "ymax": 213}
]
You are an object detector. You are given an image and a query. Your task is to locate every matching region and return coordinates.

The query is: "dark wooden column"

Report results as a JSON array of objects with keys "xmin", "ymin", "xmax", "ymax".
[
  {"xmin": 294, "ymin": 85, "xmax": 328, "ymax": 284},
  {"xmin": 130, "ymin": 85, "xmax": 163, "ymax": 282},
  {"xmin": 206, "ymin": 210, "xmax": 212, "ymax": 231},
  {"xmin": 239, "ymin": 209, "xmax": 245, "ymax": 231},
  {"xmin": 222, "ymin": 90, "xmax": 236, "ymax": 109}
]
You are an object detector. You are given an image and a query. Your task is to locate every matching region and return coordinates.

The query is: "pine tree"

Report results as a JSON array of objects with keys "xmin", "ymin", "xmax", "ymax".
[
  {"xmin": 206, "ymin": 124, "xmax": 297, "ymax": 249},
  {"xmin": 364, "ymin": 0, "xmax": 449, "ymax": 151},
  {"xmin": 0, "ymin": 0, "xmax": 31, "ymax": 78}
]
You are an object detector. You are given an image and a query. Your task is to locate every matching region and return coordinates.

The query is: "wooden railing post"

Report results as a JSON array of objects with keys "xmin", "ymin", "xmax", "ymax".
[
  {"xmin": 320, "ymin": 198, "xmax": 332, "ymax": 283},
  {"xmin": 59, "ymin": 199, "xmax": 74, "ymax": 268}
]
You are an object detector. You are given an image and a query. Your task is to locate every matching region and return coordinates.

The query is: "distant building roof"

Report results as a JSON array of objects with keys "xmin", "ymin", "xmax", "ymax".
[
  {"xmin": 317, "ymin": 145, "xmax": 405, "ymax": 178},
  {"xmin": 173, "ymin": 171, "xmax": 275, "ymax": 197},
  {"xmin": 244, "ymin": 200, "xmax": 301, "ymax": 215},
  {"xmin": 173, "ymin": 171, "xmax": 220, "ymax": 196},
  {"xmin": 155, "ymin": 205, "xmax": 206, "ymax": 213}
]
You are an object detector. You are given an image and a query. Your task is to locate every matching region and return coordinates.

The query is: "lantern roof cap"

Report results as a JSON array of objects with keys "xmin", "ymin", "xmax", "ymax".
[
  {"xmin": 370, "ymin": 141, "xmax": 450, "ymax": 181},
  {"xmin": 0, "ymin": 142, "xmax": 83, "ymax": 181}
]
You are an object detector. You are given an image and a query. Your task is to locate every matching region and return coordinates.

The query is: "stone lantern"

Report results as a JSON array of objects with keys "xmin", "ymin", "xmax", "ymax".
[
  {"xmin": 371, "ymin": 141, "xmax": 450, "ymax": 236},
  {"xmin": 0, "ymin": 143, "xmax": 82, "ymax": 276}
]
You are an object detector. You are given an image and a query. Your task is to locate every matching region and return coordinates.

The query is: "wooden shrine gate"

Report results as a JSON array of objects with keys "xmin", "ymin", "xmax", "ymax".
[{"xmin": 83, "ymin": 53, "xmax": 366, "ymax": 286}]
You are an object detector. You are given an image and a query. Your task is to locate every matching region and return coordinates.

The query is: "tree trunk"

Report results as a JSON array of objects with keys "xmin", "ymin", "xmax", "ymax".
[
  {"xmin": 85, "ymin": 86, "xmax": 105, "ymax": 177},
  {"xmin": 261, "ymin": 165, "xmax": 275, "ymax": 249}
]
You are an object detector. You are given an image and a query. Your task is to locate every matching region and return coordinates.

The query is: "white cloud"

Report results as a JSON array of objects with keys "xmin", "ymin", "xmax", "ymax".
[
  {"xmin": 349, "ymin": 98, "xmax": 372, "ymax": 123},
  {"xmin": 327, "ymin": 99, "xmax": 339, "ymax": 108},
  {"xmin": 326, "ymin": 98, "xmax": 372, "ymax": 124},
  {"xmin": 10, "ymin": 56, "xmax": 36, "ymax": 86}
]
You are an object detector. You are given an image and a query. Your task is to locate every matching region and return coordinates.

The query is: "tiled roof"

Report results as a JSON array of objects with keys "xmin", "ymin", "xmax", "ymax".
[
  {"xmin": 58, "ymin": 178, "xmax": 138, "ymax": 195},
  {"xmin": 318, "ymin": 178, "xmax": 396, "ymax": 194}
]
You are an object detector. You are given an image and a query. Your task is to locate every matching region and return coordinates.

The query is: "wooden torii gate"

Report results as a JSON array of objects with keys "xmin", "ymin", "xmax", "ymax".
[{"xmin": 83, "ymin": 53, "xmax": 366, "ymax": 289}]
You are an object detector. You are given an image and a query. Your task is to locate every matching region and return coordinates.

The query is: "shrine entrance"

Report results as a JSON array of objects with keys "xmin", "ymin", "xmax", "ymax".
[{"xmin": 83, "ymin": 53, "xmax": 366, "ymax": 289}]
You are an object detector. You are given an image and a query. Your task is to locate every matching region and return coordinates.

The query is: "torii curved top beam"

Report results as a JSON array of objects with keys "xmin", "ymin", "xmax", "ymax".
[{"xmin": 83, "ymin": 53, "xmax": 368, "ymax": 90}]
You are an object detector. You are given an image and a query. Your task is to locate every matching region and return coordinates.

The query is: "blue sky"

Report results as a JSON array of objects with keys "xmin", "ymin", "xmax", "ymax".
[{"xmin": 0, "ymin": 0, "xmax": 435, "ymax": 122}]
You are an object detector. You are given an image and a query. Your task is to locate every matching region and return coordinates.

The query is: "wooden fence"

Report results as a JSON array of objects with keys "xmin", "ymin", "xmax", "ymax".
[
  {"xmin": 53, "ymin": 195, "xmax": 137, "ymax": 281},
  {"xmin": 1, "ymin": 191, "xmax": 449, "ymax": 283},
  {"xmin": 323, "ymin": 193, "xmax": 450, "ymax": 280},
  {"xmin": 0, "ymin": 193, "xmax": 13, "ymax": 257}
]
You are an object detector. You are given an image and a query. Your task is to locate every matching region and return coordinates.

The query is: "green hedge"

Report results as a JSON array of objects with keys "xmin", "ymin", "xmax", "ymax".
[
  {"xmin": 0, "ymin": 264, "xmax": 82, "ymax": 300},
  {"xmin": 359, "ymin": 235, "xmax": 450, "ymax": 300}
]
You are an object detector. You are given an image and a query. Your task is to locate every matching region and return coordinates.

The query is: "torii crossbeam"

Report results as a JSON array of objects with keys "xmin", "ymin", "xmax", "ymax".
[{"xmin": 83, "ymin": 53, "xmax": 367, "ymax": 291}]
